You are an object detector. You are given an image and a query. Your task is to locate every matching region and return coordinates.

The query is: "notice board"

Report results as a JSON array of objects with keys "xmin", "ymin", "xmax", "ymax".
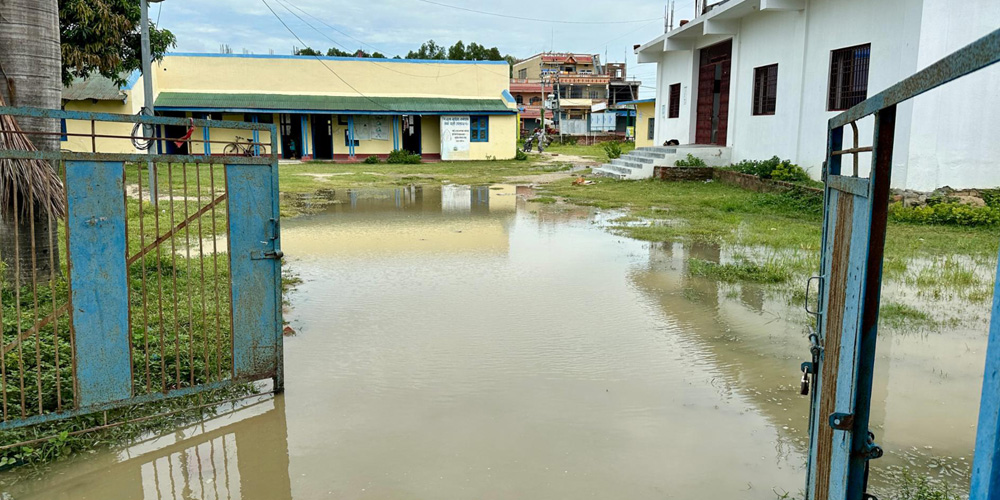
[{"xmin": 440, "ymin": 115, "xmax": 470, "ymax": 161}]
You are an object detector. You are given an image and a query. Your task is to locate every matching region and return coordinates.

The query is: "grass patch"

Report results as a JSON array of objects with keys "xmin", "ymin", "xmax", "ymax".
[
  {"xmin": 545, "ymin": 141, "xmax": 635, "ymax": 163},
  {"xmin": 879, "ymin": 302, "xmax": 934, "ymax": 329},
  {"xmin": 688, "ymin": 258, "xmax": 792, "ymax": 284},
  {"xmin": 531, "ymin": 196, "xmax": 557, "ymax": 204}
]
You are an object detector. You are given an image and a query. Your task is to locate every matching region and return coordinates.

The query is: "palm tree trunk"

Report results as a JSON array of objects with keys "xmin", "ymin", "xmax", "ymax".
[{"xmin": 0, "ymin": 0, "xmax": 62, "ymax": 287}]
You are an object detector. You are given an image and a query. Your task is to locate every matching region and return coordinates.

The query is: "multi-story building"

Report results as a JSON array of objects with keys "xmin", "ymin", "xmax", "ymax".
[
  {"xmin": 511, "ymin": 53, "xmax": 640, "ymax": 138},
  {"xmin": 633, "ymin": 0, "xmax": 1000, "ymax": 189}
]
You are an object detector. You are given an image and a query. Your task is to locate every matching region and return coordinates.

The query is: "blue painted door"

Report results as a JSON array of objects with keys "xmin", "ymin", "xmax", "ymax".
[{"xmin": 226, "ymin": 163, "xmax": 283, "ymax": 388}]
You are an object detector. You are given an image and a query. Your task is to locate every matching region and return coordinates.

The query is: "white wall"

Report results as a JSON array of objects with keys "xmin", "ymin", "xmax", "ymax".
[
  {"xmin": 904, "ymin": 0, "xmax": 1000, "ymax": 190},
  {"xmin": 794, "ymin": 0, "xmax": 923, "ymax": 181},
  {"xmin": 729, "ymin": 10, "xmax": 808, "ymax": 166}
]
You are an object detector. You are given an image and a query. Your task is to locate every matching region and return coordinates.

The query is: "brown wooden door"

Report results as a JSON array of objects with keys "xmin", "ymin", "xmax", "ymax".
[{"xmin": 695, "ymin": 39, "xmax": 732, "ymax": 145}]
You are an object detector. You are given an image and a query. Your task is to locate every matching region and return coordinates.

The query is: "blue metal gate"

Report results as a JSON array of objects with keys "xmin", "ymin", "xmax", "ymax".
[
  {"xmin": 0, "ymin": 108, "xmax": 282, "ymax": 439},
  {"xmin": 805, "ymin": 28, "xmax": 1000, "ymax": 499}
]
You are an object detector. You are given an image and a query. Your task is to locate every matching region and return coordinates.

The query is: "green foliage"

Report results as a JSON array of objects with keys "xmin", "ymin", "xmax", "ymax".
[
  {"xmin": 879, "ymin": 302, "xmax": 934, "ymax": 329},
  {"xmin": 602, "ymin": 141, "xmax": 624, "ymax": 160},
  {"xmin": 323, "ymin": 47, "xmax": 386, "ymax": 58},
  {"xmin": 886, "ymin": 470, "xmax": 961, "ymax": 500},
  {"xmin": 726, "ymin": 156, "xmax": 814, "ymax": 184},
  {"xmin": 554, "ymin": 136, "xmax": 578, "ymax": 146},
  {"xmin": 363, "ymin": 155, "xmax": 381, "ymax": 164},
  {"xmin": 60, "ymin": 0, "xmax": 177, "ymax": 86},
  {"xmin": 296, "ymin": 47, "xmax": 323, "ymax": 56},
  {"xmin": 688, "ymin": 258, "xmax": 791, "ymax": 284},
  {"xmin": 889, "ymin": 202, "xmax": 1000, "ymax": 227},
  {"xmin": 675, "ymin": 154, "xmax": 707, "ymax": 167},
  {"xmin": 386, "ymin": 149, "xmax": 422, "ymax": 164},
  {"xmin": 979, "ymin": 188, "xmax": 1000, "ymax": 209},
  {"xmin": 515, "ymin": 149, "xmax": 528, "ymax": 161}
]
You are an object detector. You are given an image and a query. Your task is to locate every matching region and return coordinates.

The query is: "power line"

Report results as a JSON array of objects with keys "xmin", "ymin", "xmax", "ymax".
[
  {"xmin": 259, "ymin": 0, "xmax": 393, "ymax": 111},
  {"xmin": 274, "ymin": 0, "xmax": 496, "ymax": 79},
  {"xmin": 414, "ymin": 0, "xmax": 662, "ymax": 24}
]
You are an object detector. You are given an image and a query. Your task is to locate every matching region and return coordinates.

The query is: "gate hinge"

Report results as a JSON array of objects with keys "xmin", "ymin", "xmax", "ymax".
[
  {"xmin": 862, "ymin": 431, "xmax": 884, "ymax": 460},
  {"xmin": 829, "ymin": 412, "xmax": 853, "ymax": 431}
]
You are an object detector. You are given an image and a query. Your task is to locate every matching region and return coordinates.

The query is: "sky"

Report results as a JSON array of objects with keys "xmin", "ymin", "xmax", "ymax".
[{"xmin": 153, "ymin": 0, "xmax": 701, "ymax": 98}]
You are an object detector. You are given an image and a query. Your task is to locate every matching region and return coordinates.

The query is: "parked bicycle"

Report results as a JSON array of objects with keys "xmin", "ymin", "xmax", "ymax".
[{"xmin": 223, "ymin": 136, "xmax": 268, "ymax": 157}]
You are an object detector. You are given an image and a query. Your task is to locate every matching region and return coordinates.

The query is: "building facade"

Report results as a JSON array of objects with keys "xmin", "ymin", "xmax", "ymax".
[
  {"xmin": 511, "ymin": 53, "xmax": 640, "ymax": 137},
  {"xmin": 635, "ymin": 0, "xmax": 1000, "ymax": 190},
  {"xmin": 62, "ymin": 53, "xmax": 518, "ymax": 161}
]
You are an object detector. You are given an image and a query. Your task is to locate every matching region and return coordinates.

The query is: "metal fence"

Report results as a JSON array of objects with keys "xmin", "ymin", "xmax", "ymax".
[
  {"xmin": 0, "ymin": 107, "xmax": 282, "ymax": 444},
  {"xmin": 804, "ymin": 27, "xmax": 1000, "ymax": 500}
]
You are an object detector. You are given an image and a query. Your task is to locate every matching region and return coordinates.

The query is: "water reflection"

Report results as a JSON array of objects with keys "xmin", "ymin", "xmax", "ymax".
[
  {"xmin": 4, "ymin": 396, "xmax": 292, "ymax": 500},
  {"xmin": 2, "ymin": 185, "xmax": 985, "ymax": 498}
]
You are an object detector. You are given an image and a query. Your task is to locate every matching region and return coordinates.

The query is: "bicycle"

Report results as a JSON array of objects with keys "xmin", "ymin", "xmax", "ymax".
[{"xmin": 223, "ymin": 136, "xmax": 268, "ymax": 157}]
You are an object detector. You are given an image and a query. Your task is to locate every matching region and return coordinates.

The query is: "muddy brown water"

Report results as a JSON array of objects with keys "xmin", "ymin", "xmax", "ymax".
[{"xmin": 1, "ymin": 184, "xmax": 989, "ymax": 499}]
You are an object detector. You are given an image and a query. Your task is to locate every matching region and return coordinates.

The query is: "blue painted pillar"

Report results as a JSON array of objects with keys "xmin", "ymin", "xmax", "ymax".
[
  {"xmin": 393, "ymin": 116, "xmax": 400, "ymax": 151},
  {"xmin": 203, "ymin": 120, "xmax": 211, "ymax": 156},
  {"xmin": 347, "ymin": 115, "xmax": 356, "ymax": 158},
  {"xmin": 300, "ymin": 115, "xmax": 309, "ymax": 159},
  {"xmin": 227, "ymin": 163, "xmax": 282, "ymax": 386},
  {"xmin": 971, "ymin": 249, "xmax": 1000, "ymax": 498},
  {"xmin": 66, "ymin": 161, "xmax": 132, "ymax": 406},
  {"xmin": 251, "ymin": 115, "xmax": 260, "ymax": 156}
]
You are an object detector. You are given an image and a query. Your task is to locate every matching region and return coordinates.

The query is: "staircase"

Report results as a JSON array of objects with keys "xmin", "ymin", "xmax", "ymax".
[
  {"xmin": 592, "ymin": 147, "xmax": 677, "ymax": 180},
  {"xmin": 592, "ymin": 145, "xmax": 732, "ymax": 180}
]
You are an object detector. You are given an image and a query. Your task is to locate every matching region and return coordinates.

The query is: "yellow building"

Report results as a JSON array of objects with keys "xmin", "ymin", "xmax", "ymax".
[
  {"xmin": 61, "ymin": 53, "xmax": 518, "ymax": 161},
  {"xmin": 620, "ymin": 99, "xmax": 655, "ymax": 148}
]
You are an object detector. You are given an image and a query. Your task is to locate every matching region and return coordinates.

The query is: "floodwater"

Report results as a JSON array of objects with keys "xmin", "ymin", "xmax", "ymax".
[{"xmin": 2, "ymin": 185, "xmax": 990, "ymax": 499}]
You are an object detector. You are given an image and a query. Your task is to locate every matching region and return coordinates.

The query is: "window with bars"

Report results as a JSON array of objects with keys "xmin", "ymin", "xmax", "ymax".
[
  {"xmin": 752, "ymin": 64, "xmax": 778, "ymax": 115},
  {"xmin": 668, "ymin": 83, "xmax": 680, "ymax": 118},
  {"xmin": 828, "ymin": 43, "xmax": 871, "ymax": 111},
  {"xmin": 470, "ymin": 115, "xmax": 489, "ymax": 142},
  {"xmin": 647, "ymin": 118, "xmax": 655, "ymax": 140}
]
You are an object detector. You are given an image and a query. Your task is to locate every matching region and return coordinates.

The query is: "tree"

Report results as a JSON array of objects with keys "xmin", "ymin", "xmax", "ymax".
[
  {"xmin": 447, "ymin": 41, "xmax": 467, "ymax": 61},
  {"xmin": 297, "ymin": 47, "xmax": 323, "ymax": 56},
  {"xmin": 0, "ymin": 0, "xmax": 62, "ymax": 285},
  {"xmin": 407, "ymin": 40, "xmax": 446, "ymax": 60},
  {"xmin": 60, "ymin": 0, "xmax": 176, "ymax": 87},
  {"xmin": 486, "ymin": 47, "xmax": 503, "ymax": 61},
  {"xmin": 466, "ymin": 42, "xmax": 487, "ymax": 61}
]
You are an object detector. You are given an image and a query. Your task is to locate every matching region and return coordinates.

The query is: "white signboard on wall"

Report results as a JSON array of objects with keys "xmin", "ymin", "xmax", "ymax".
[{"xmin": 440, "ymin": 115, "xmax": 470, "ymax": 161}]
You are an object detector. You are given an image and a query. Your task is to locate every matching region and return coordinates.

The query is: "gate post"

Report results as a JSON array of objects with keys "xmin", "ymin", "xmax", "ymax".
[
  {"xmin": 66, "ymin": 161, "xmax": 132, "ymax": 406},
  {"xmin": 970, "ymin": 249, "xmax": 1000, "ymax": 498}
]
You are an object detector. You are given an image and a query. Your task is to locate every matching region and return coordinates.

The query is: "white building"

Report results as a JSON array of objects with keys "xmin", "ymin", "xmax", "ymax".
[{"xmin": 634, "ymin": 0, "xmax": 1000, "ymax": 191}]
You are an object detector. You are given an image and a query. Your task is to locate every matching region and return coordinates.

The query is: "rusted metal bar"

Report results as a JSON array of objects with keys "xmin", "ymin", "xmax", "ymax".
[
  {"xmin": 831, "ymin": 27, "xmax": 1000, "ymax": 129},
  {"xmin": 152, "ymin": 165, "xmax": 167, "ymax": 393},
  {"xmin": 195, "ymin": 164, "xmax": 210, "ymax": 383},
  {"xmin": 183, "ymin": 164, "xmax": 195, "ymax": 387},
  {"xmin": 136, "ymin": 162, "xmax": 152, "ymax": 393},
  {"xmin": 0, "ymin": 150, "xmax": 274, "ymax": 165},
  {"xmin": 167, "ymin": 162, "xmax": 181, "ymax": 389},
  {"xmin": 126, "ymin": 193, "xmax": 227, "ymax": 266},
  {"xmin": 0, "ymin": 106, "xmax": 275, "ymax": 131},
  {"xmin": 0, "ymin": 380, "xmax": 273, "ymax": 433},
  {"xmin": 0, "ymin": 223, "xmax": 5, "ymax": 420},
  {"xmin": 90, "ymin": 120, "xmax": 96, "ymax": 153},
  {"xmin": 0, "ymin": 129, "xmax": 268, "ymax": 147},
  {"xmin": 13, "ymin": 188, "xmax": 26, "ymax": 417},
  {"xmin": 1, "ymin": 304, "xmax": 69, "ymax": 356},
  {"xmin": 27, "ymin": 173, "xmax": 44, "ymax": 414},
  {"xmin": 831, "ymin": 147, "xmax": 872, "ymax": 156},
  {"xmin": 209, "ymin": 164, "xmax": 222, "ymax": 380}
]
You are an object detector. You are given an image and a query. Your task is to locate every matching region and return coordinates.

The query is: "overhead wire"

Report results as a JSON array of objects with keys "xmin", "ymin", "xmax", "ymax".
[
  {"xmin": 258, "ymin": 0, "xmax": 394, "ymax": 111},
  {"xmin": 414, "ymin": 0, "xmax": 662, "ymax": 24},
  {"xmin": 274, "ymin": 0, "xmax": 503, "ymax": 79}
]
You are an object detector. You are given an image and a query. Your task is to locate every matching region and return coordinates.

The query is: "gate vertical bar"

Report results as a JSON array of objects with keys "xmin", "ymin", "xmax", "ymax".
[
  {"xmin": 971, "ymin": 251, "xmax": 1000, "ymax": 499},
  {"xmin": 846, "ymin": 105, "xmax": 895, "ymax": 500},
  {"xmin": 66, "ymin": 160, "xmax": 132, "ymax": 406}
]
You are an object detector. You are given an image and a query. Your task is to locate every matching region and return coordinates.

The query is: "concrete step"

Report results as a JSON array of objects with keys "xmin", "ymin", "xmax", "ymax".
[
  {"xmin": 621, "ymin": 154, "xmax": 655, "ymax": 164},
  {"xmin": 611, "ymin": 159, "xmax": 643, "ymax": 169},
  {"xmin": 646, "ymin": 147, "xmax": 678, "ymax": 154},
  {"xmin": 631, "ymin": 151, "xmax": 667, "ymax": 159},
  {"xmin": 591, "ymin": 166, "xmax": 626, "ymax": 179}
]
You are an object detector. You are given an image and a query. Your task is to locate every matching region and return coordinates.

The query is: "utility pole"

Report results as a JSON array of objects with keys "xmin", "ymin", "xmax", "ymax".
[
  {"xmin": 141, "ymin": 0, "xmax": 163, "ymax": 201},
  {"xmin": 555, "ymin": 72, "xmax": 562, "ymax": 144}
]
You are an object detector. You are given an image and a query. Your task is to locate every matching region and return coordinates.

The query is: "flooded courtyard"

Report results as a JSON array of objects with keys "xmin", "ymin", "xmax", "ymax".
[{"xmin": 2, "ymin": 184, "xmax": 991, "ymax": 499}]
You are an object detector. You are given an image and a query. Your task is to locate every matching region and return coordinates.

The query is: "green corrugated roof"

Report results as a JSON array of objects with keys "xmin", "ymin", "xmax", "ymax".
[
  {"xmin": 63, "ymin": 75, "xmax": 126, "ymax": 101},
  {"xmin": 154, "ymin": 92, "xmax": 514, "ymax": 113}
]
